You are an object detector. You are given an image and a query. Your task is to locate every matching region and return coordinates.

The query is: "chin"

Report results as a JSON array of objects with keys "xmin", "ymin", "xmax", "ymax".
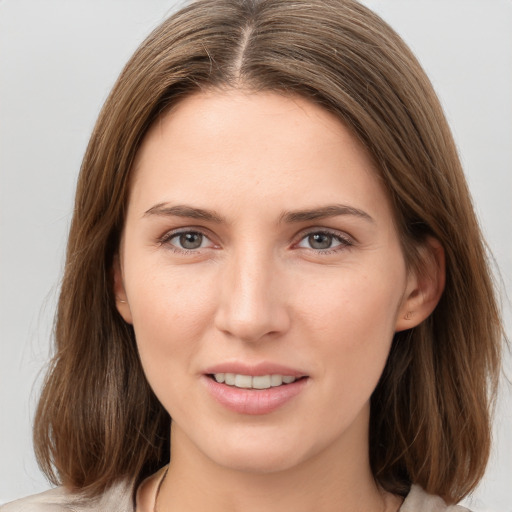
[
  {"xmin": 200, "ymin": 427, "xmax": 317, "ymax": 475},
  {"xmin": 214, "ymin": 446, "xmax": 305, "ymax": 474}
]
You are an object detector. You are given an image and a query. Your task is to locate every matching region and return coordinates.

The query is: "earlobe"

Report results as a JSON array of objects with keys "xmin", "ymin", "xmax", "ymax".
[
  {"xmin": 113, "ymin": 255, "xmax": 133, "ymax": 324},
  {"xmin": 395, "ymin": 237, "xmax": 445, "ymax": 332}
]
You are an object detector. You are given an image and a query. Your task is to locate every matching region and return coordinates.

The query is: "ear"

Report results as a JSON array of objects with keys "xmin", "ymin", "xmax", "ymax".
[
  {"xmin": 113, "ymin": 255, "xmax": 133, "ymax": 324},
  {"xmin": 395, "ymin": 237, "xmax": 445, "ymax": 332}
]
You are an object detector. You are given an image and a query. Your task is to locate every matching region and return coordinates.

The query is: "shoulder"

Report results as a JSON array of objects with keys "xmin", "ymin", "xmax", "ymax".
[
  {"xmin": 401, "ymin": 485, "xmax": 471, "ymax": 512},
  {"xmin": 1, "ymin": 487, "xmax": 76, "ymax": 512},
  {"xmin": 0, "ymin": 480, "xmax": 134, "ymax": 512}
]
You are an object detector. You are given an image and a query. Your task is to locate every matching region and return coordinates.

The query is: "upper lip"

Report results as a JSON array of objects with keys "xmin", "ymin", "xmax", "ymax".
[{"xmin": 203, "ymin": 361, "xmax": 308, "ymax": 378}]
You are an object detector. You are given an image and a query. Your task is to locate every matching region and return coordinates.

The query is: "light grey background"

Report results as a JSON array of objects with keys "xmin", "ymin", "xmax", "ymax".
[{"xmin": 1, "ymin": 0, "xmax": 511, "ymax": 509}]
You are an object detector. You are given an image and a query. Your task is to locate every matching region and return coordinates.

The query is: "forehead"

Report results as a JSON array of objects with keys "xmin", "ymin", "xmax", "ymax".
[{"xmin": 128, "ymin": 89, "xmax": 391, "ymax": 223}]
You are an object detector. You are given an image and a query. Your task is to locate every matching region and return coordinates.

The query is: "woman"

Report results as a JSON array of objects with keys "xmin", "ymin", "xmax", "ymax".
[{"xmin": 2, "ymin": 0, "xmax": 503, "ymax": 511}]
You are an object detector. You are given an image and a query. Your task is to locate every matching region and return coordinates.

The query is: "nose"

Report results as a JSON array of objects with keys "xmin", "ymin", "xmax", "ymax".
[{"xmin": 214, "ymin": 248, "xmax": 290, "ymax": 343}]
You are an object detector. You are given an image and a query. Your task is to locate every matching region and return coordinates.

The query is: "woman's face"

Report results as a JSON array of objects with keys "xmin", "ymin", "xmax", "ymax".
[{"xmin": 116, "ymin": 90, "xmax": 420, "ymax": 474}]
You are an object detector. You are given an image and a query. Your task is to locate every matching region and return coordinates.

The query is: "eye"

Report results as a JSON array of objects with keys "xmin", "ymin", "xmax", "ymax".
[
  {"xmin": 296, "ymin": 231, "xmax": 352, "ymax": 251},
  {"xmin": 163, "ymin": 231, "xmax": 213, "ymax": 251}
]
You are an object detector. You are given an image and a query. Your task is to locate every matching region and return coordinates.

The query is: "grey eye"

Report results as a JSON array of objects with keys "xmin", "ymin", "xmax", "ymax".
[
  {"xmin": 308, "ymin": 233, "xmax": 334, "ymax": 249},
  {"xmin": 297, "ymin": 231, "xmax": 350, "ymax": 251},
  {"xmin": 175, "ymin": 232, "xmax": 204, "ymax": 250}
]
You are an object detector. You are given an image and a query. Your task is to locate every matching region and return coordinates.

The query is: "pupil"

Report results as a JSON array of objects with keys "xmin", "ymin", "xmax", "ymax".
[
  {"xmin": 180, "ymin": 232, "xmax": 202, "ymax": 249},
  {"xmin": 309, "ymin": 233, "xmax": 332, "ymax": 249}
]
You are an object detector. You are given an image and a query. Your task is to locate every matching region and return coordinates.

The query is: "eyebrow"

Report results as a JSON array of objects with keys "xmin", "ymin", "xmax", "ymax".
[
  {"xmin": 144, "ymin": 203, "xmax": 224, "ymax": 222},
  {"xmin": 279, "ymin": 204, "xmax": 374, "ymax": 224},
  {"xmin": 144, "ymin": 203, "xmax": 374, "ymax": 224}
]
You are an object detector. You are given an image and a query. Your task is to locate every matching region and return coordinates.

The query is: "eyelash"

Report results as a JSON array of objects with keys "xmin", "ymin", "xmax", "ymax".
[
  {"xmin": 158, "ymin": 228, "xmax": 354, "ymax": 255},
  {"xmin": 158, "ymin": 229, "xmax": 216, "ymax": 255},
  {"xmin": 295, "ymin": 229, "xmax": 354, "ymax": 254}
]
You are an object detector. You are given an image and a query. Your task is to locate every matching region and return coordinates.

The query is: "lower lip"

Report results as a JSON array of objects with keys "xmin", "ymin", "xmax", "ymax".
[{"xmin": 203, "ymin": 376, "xmax": 308, "ymax": 415}]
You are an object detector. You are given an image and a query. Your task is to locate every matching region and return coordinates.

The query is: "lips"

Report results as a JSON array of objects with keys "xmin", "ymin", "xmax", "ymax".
[
  {"xmin": 202, "ymin": 362, "xmax": 309, "ymax": 415},
  {"xmin": 204, "ymin": 361, "xmax": 307, "ymax": 378}
]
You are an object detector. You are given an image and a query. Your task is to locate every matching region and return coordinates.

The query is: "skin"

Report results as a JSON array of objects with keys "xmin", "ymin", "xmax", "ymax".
[{"xmin": 115, "ymin": 90, "xmax": 444, "ymax": 512}]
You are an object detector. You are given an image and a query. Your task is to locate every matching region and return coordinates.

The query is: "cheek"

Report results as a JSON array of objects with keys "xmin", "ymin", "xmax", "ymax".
[
  {"xmin": 301, "ymin": 268, "xmax": 403, "ymax": 342},
  {"xmin": 297, "ymin": 262, "xmax": 405, "ymax": 392},
  {"xmin": 125, "ymin": 264, "xmax": 217, "ymax": 387},
  {"xmin": 129, "ymin": 259, "xmax": 216, "ymax": 325}
]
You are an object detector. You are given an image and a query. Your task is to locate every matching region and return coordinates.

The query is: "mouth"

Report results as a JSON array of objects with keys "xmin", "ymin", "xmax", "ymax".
[
  {"xmin": 208, "ymin": 373, "xmax": 307, "ymax": 390},
  {"xmin": 203, "ymin": 371, "xmax": 309, "ymax": 415}
]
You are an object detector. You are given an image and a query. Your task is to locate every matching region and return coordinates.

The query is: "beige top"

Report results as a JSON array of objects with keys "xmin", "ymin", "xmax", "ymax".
[{"xmin": 1, "ymin": 468, "xmax": 471, "ymax": 512}]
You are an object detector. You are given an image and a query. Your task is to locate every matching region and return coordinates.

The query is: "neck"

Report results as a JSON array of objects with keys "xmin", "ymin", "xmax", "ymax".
[{"xmin": 157, "ymin": 413, "xmax": 399, "ymax": 512}]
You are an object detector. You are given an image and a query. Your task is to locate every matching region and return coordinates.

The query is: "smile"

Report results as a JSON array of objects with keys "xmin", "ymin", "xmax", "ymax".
[
  {"xmin": 211, "ymin": 373, "xmax": 299, "ymax": 389},
  {"xmin": 203, "ymin": 370, "xmax": 309, "ymax": 415}
]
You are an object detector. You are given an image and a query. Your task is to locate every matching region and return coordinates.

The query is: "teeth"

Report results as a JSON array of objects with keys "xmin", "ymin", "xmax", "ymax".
[
  {"xmin": 253, "ymin": 375, "xmax": 272, "ymax": 389},
  {"xmin": 235, "ymin": 374, "xmax": 252, "ymax": 388},
  {"xmin": 213, "ymin": 373, "xmax": 298, "ymax": 389},
  {"xmin": 270, "ymin": 374, "xmax": 283, "ymax": 386}
]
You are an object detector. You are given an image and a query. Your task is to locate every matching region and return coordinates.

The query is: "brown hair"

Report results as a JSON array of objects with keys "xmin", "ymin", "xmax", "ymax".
[{"xmin": 34, "ymin": 0, "xmax": 502, "ymax": 503}]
